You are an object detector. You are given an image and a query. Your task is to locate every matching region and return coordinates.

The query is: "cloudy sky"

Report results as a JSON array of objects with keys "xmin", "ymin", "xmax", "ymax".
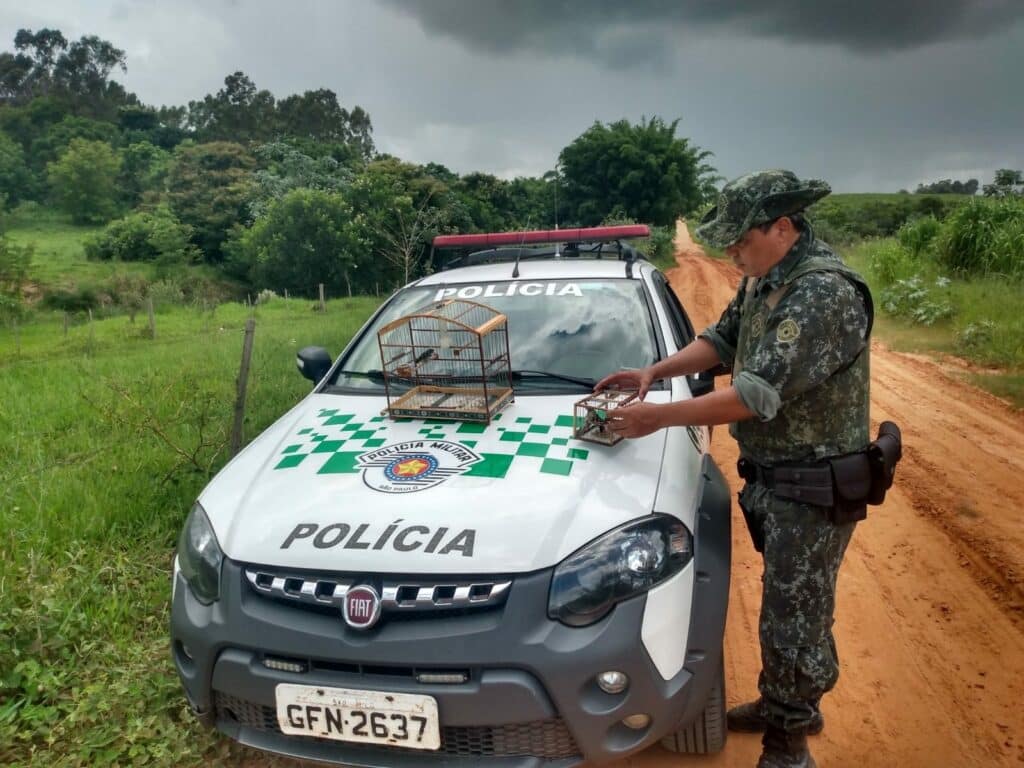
[{"xmin": 2, "ymin": 0, "xmax": 1022, "ymax": 191}]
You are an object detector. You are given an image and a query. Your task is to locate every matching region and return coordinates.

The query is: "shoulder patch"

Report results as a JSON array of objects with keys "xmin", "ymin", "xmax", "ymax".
[{"xmin": 776, "ymin": 318, "xmax": 801, "ymax": 343}]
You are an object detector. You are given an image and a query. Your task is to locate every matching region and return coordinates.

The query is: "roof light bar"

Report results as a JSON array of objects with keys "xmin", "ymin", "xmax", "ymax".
[{"xmin": 433, "ymin": 225, "xmax": 650, "ymax": 249}]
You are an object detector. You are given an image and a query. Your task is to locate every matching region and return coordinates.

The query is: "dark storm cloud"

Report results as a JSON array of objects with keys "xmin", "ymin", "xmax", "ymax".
[{"xmin": 382, "ymin": 0, "xmax": 1024, "ymax": 63}]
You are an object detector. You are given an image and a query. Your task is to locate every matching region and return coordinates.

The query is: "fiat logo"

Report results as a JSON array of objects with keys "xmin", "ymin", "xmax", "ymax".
[{"xmin": 343, "ymin": 585, "xmax": 381, "ymax": 630}]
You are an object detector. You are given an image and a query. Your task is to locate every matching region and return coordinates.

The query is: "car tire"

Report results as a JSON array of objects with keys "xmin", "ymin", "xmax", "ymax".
[{"xmin": 660, "ymin": 658, "xmax": 726, "ymax": 754}]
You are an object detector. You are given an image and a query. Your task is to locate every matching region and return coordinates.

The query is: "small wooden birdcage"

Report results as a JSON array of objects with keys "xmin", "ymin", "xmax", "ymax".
[
  {"xmin": 377, "ymin": 299, "xmax": 513, "ymax": 423},
  {"xmin": 573, "ymin": 389, "xmax": 639, "ymax": 445}
]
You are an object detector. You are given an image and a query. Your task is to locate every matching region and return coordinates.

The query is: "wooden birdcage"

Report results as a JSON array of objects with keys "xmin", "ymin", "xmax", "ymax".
[
  {"xmin": 377, "ymin": 299, "xmax": 514, "ymax": 423},
  {"xmin": 573, "ymin": 389, "xmax": 639, "ymax": 445}
]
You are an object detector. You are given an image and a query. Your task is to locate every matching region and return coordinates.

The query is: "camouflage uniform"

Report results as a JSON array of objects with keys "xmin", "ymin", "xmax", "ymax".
[{"xmin": 696, "ymin": 171, "xmax": 871, "ymax": 735}]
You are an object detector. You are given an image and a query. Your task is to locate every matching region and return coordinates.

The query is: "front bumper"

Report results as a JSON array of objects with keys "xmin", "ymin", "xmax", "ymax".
[{"xmin": 171, "ymin": 466, "xmax": 730, "ymax": 766}]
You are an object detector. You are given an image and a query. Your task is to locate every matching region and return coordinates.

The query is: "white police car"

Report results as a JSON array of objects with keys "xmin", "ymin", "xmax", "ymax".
[{"xmin": 171, "ymin": 225, "xmax": 732, "ymax": 765}]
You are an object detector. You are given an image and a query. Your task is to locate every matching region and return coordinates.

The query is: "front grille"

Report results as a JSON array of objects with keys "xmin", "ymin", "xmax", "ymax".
[
  {"xmin": 244, "ymin": 568, "xmax": 511, "ymax": 618},
  {"xmin": 213, "ymin": 691, "xmax": 580, "ymax": 760}
]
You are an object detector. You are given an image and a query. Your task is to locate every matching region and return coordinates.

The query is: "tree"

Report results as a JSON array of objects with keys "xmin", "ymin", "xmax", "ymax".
[
  {"xmin": 0, "ymin": 131, "xmax": 36, "ymax": 204},
  {"xmin": 119, "ymin": 141, "xmax": 171, "ymax": 207},
  {"xmin": 983, "ymin": 169, "xmax": 1023, "ymax": 198},
  {"xmin": 249, "ymin": 141, "xmax": 352, "ymax": 219},
  {"xmin": 228, "ymin": 188, "xmax": 366, "ymax": 296},
  {"xmin": 166, "ymin": 141, "xmax": 255, "ymax": 261},
  {"xmin": 29, "ymin": 114, "xmax": 119, "ymax": 171},
  {"xmin": 187, "ymin": 71, "xmax": 277, "ymax": 143},
  {"xmin": 1, "ymin": 29, "xmax": 132, "ymax": 118},
  {"xmin": 379, "ymin": 193, "xmax": 447, "ymax": 284},
  {"xmin": 558, "ymin": 117, "xmax": 716, "ymax": 226},
  {"xmin": 915, "ymin": 178, "xmax": 979, "ymax": 195},
  {"xmin": 47, "ymin": 137, "xmax": 121, "ymax": 223},
  {"xmin": 346, "ymin": 158, "xmax": 461, "ymax": 286}
]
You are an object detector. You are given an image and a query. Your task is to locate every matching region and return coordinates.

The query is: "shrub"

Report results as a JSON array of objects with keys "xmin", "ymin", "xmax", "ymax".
[
  {"xmin": 255, "ymin": 288, "xmax": 277, "ymax": 305},
  {"xmin": 879, "ymin": 276, "xmax": 954, "ymax": 325},
  {"xmin": 897, "ymin": 215, "xmax": 941, "ymax": 258},
  {"xmin": 147, "ymin": 278, "xmax": 185, "ymax": 309},
  {"xmin": 935, "ymin": 197, "xmax": 1024, "ymax": 278},
  {"xmin": 41, "ymin": 285, "xmax": 101, "ymax": 313},
  {"xmin": 84, "ymin": 206, "xmax": 200, "ymax": 264},
  {"xmin": 866, "ymin": 240, "xmax": 917, "ymax": 286},
  {"xmin": 956, "ymin": 320, "xmax": 996, "ymax": 351}
]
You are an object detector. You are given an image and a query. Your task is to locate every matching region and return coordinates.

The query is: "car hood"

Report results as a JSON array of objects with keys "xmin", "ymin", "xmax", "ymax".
[{"xmin": 200, "ymin": 392, "xmax": 673, "ymax": 574}]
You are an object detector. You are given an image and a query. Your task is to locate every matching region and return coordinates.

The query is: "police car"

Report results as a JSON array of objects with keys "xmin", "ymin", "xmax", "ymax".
[{"xmin": 171, "ymin": 225, "xmax": 732, "ymax": 765}]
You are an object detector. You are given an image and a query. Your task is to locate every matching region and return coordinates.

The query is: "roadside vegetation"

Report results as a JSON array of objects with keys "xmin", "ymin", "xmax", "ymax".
[
  {"xmin": 829, "ymin": 193, "xmax": 1024, "ymax": 406},
  {"xmin": 0, "ymin": 296, "xmax": 377, "ymax": 766}
]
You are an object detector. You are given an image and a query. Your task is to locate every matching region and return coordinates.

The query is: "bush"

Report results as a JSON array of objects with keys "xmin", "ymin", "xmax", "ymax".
[
  {"xmin": 809, "ymin": 194, "xmax": 967, "ymax": 242},
  {"xmin": 897, "ymin": 215, "xmax": 941, "ymax": 258},
  {"xmin": 147, "ymin": 279, "xmax": 185, "ymax": 309},
  {"xmin": 935, "ymin": 197, "xmax": 1024, "ymax": 278},
  {"xmin": 956, "ymin": 320, "xmax": 996, "ymax": 352},
  {"xmin": 84, "ymin": 206, "xmax": 200, "ymax": 265},
  {"xmin": 41, "ymin": 285, "xmax": 101, "ymax": 313},
  {"xmin": 866, "ymin": 240, "xmax": 918, "ymax": 286},
  {"xmin": 879, "ymin": 276, "xmax": 954, "ymax": 325}
]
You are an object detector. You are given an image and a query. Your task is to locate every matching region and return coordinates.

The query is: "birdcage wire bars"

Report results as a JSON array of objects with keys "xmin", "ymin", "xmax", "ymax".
[
  {"xmin": 573, "ymin": 389, "xmax": 639, "ymax": 445},
  {"xmin": 377, "ymin": 299, "xmax": 514, "ymax": 423}
]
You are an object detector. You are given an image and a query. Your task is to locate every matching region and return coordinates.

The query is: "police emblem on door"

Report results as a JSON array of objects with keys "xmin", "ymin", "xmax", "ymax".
[{"xmin": 344, "ymin": 585, "xmax": 381, "ymax": 630}]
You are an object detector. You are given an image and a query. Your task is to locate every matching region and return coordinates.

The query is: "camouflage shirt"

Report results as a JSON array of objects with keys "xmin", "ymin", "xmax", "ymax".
[{"xmin": 700, "ymin": 229, "xmax": 871, "ymax": 465}]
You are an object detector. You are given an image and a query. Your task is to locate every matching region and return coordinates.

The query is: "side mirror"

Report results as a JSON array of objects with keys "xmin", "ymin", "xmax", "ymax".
[
  {"xmin": 688, "ymin": 364, "xmax": 730, "ymax": 398},
  {"xmin": 297, "ymin": 346, "xmax": 332, "ymax": 383}
]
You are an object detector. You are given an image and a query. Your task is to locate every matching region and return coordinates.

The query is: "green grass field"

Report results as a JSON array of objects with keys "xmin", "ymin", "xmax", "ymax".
[
  {"xmin": 4, "ymin": 209, "xmax": 149, "ymax": 290},
  {"xmin": 0, "ymin": 297, "xmax": 379, "ymax": 767}
]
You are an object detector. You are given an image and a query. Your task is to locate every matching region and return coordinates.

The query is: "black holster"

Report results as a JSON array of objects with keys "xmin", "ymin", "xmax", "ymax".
[
  {"xmin": 737, "ymin": 421, "xmax": 903, "ymax": 526},
  {"xmin": 737, "ymin": 487, "xmax": 764, "ymax": 553}
]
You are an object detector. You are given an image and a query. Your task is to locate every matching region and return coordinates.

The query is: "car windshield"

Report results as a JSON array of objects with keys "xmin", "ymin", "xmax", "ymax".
[{"xmin": 326, "ymin": 278, "xmax": 660, "ymax": 393}]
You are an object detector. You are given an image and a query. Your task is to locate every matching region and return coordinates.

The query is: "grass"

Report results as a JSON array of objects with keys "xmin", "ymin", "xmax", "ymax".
[
  {"xmin": 0, "ymin": 296, "xmax": 380, "ymax": 767},
  {"xmin": 4, "ymin": 208, "xmax": 149, "ymax": 290},
  {"xmin": 843, "ymin": 238, "xmax": 1024, "ymax": 407}
]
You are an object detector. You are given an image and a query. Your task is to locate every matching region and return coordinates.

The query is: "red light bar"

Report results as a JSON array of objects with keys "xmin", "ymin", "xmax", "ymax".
[{"xmin": 433, "ymin": 224, "xmax": 650, "ymax": 249}]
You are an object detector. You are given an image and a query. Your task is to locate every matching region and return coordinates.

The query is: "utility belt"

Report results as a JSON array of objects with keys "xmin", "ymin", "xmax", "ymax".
[{"xmin": 737, "ymin": 421, "xmax": 903, "ymax": 532}]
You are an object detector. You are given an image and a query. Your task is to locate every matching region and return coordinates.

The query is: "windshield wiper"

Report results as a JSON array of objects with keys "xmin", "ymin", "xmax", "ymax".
[
  {"xmin": 511, "ymin": 369, "xmax": 596, "ymax": 389},
  {"xmin": 334, "ymin": 369, "xmax": 387, "ymax": 382}
]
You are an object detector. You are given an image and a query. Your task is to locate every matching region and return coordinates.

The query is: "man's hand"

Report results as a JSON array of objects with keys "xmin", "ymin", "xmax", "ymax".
[
  {"xmin": 608, "ymin": 401, "xmax": 665, "ymax": 439},
  {"xmin": 594, "ymin": 368, "xmax": 654, "ymax": 400}
]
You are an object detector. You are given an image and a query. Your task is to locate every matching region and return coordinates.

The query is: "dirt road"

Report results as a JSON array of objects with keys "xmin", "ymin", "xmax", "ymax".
[{"xmin": 620, "ymin": 223, "xmax": 1024, "ymax": 767}]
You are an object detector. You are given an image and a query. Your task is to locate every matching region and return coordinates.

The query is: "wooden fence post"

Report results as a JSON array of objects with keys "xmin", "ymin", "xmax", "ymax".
[
  {"xmin": 87, "ymin": 309, "xmax": 95, "ymax": 351},
  {"xmin": 63, "ymin": 312, "xmax": 69, "ymax": 338},
  {"xmin": 230, "ymin": 318, "xmax": 257, "ymax": 457},
  {"xmin": 284, "ymin": 288, "xmax": 289, "ymax": 301},
  {"xmin": 318, "ymin": 283, "xmax": 325, "ymax": 312},
  {"xmin": 147, "ymin": 297, "xmax": 156, "ymax": 339}
]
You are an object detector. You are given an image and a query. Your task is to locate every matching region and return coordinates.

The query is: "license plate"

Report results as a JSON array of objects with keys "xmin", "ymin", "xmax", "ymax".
[{"xmin": 275, "ymin": 684, "xmax": 440, "ymax": 750}]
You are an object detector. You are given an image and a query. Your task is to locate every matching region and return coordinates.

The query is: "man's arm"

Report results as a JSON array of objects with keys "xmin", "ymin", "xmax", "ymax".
[
  {"xmin": 593, "ymin": 337, "xmax": 724, "ymax": 399},
  {"xmin": 609, "ymin": 385, "xmax": 756, "ymax": 438}
]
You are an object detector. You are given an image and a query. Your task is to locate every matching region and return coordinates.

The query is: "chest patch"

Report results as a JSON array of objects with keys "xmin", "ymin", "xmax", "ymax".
[
  {"xmin": 750, "ymin": 312, "xmax": 766, "ymax": 338},
  {"xmin": 776, "ymin": 318, "xmax": 801, "ymax": 343}
]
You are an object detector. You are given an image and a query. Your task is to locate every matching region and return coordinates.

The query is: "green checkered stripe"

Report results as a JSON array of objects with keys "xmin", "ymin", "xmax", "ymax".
[{"xmin": 274, "ymin": 409, "xmax": 592, "ymax": 478}]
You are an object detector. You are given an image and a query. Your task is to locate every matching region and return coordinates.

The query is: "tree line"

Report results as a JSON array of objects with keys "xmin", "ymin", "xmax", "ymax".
[{"xmin": 0, "ymin": 27, "xmax": 717, "ymax": 313}]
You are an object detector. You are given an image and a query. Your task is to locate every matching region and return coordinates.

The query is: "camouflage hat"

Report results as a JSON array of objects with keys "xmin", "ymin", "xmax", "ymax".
[{"xmin": 695, "ymin": 169, "xmax": 831, "ymax": 249}]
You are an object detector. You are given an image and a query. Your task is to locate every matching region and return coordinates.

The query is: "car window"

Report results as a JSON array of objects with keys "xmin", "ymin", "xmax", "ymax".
[
  {"xmin": 328, "ymin": 279, "xmax": 660, "ymax": 392},
  {"xmin": 650, "ymin": 272, "xmax": 695, "ymax": 350}
]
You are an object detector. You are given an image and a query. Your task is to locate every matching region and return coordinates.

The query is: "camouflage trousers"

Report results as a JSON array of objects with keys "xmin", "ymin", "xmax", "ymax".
[{"xmin": 739, "ymin": 481, "xmax": 856, "ymax": 733}]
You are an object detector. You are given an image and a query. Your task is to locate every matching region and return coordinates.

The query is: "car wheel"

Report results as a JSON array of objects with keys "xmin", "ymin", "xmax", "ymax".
[{"xmin": 660, "ymin": 658, "xmax": 726, "ymax": 754}]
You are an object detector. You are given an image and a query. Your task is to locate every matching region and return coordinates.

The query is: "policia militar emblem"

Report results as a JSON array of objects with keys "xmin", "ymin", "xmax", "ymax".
[{"xmin": 357, "ymin": 440, "xmax": 482, "ymax": 494}]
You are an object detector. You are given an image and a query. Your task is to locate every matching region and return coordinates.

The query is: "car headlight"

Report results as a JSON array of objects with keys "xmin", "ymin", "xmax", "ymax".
[
  {"xmin": 548, "ymin": 515, "xmax": 693, "ymax": 627},
  {"xmin": 177, "ymin": 502, "xmax": 224, "ymax": 605}
]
